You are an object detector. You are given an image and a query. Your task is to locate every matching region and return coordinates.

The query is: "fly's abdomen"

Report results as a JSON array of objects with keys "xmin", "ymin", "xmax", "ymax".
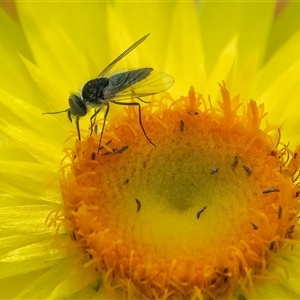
[{"xmin": 103, "ymin": 68, "xmax": 153, "ymax": 99}]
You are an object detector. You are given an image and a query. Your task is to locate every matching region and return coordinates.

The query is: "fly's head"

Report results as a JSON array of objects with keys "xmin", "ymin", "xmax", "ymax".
[
  {"xmin": 68, "ymin": 94, "xmax": 88, "ymax": 121},
  {"xmin": 81, "ymin": 78, "xmax": 109, "ymax": 104}
]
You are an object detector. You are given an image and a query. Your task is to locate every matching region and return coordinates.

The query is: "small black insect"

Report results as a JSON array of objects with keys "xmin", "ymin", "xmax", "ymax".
[
  {"xmin": 196, "ymin": 206, "xmax": 207, "ymax": 219},
  {"xmin": 262, "ymin": 187, "xmax": 280, "ymax": 194},
  {"xmin": 231, "ymin": 156, "xmax": 239, "ymax": 170},
  {"xmin": 211, "ymin": 167, "xmax": 218, "ymax": 174},
  {"xmin": 44, "ymin": 34, "xmax": 174, "ymax": 153},
  {"xmin": 251, "ymin": 222, "xmax": 259, "ymax": 230},
  {"xmin": 135, "ymin": 198, "xmax": 142, "ymax": 213},
  {"xmin": 243, "ymin": 165, "xmax": 252, "ymax": 176},
  {"xmin": 114, "ymin": 145, "xmax": 129, "ymax": 155},
  {"xmin": 278, "ymin": 205, "xmax": 282, "ymax": 219},
  {"xmin": 91, "ymin": 152, "xmax": 96, "ymax": 160},
  {"xmin": 270, "ymin": 241, "xmax": 276, "ymax": 251},
  {"xmin": 179, "ymin": 120, "xmax": 184, "ymax": 132}
]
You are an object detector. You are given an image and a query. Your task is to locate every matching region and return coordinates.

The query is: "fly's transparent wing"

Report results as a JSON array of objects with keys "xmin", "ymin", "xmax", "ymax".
[
  {"xmin": 102, "ymin": 69, "xmax": 174, "ymax": 101},
  {"xmin": 98, "ymin": 34, "xmax": 150, "ymax": 78},
  {"xmin": 103, "ymin": 68, "xmax": 152, "ymax": 99}
]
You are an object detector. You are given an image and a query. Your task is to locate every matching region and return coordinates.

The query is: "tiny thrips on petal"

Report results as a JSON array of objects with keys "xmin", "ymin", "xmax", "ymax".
[
  {"xmin": 196, "ymin": 206, "xmax": 207, "ymax": 219},
  {"xmin": 263, "ymin": 187, "xmax": 280, "ymax": 194}
]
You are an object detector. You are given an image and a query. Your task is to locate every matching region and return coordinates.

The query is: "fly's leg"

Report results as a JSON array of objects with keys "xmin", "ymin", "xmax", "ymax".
[
  {"xmin": 112, "ymin": 101, "xmax": 156, "ymax": 147},
  {"xmin": 75, "ymin": 116, "xmax": 81, "ymax": 140},
  {"xmin": 97, "ymin": 104, "xmax": 110, "ymax": 154},
  {"xmin": 136, "ymin": 97, "xmax": 149, "ymax": 104},
  {"xmin": 89, "ymin": 108, "xmax": 101, "ymax": 136},
  {"xmin": 132, "ymin": 89, "xmax": 150, "ymax": 104}
]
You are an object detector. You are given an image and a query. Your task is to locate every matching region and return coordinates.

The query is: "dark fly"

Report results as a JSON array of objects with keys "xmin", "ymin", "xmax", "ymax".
[{"xmin": 43, "ymin": 34, "xmax": 174, "ymax": 152}]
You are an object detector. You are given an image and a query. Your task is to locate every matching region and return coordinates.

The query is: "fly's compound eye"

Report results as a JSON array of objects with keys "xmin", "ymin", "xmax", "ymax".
[
  {"xmin": 82, "ymin": 78, "xmax": 109, "ymax": 102},
  {"xmin": 69, "ymin": 94, "xmax": 88, "ymax": 117}
]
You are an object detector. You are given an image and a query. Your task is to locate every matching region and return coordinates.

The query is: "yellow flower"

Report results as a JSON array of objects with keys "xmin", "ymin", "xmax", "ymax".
[{"xmin": 1, "ymin": 1, "xmax": 300, "ymax": 299}]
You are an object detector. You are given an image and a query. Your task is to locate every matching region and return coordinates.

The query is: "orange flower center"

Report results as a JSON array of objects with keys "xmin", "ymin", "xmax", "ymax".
[{"xmin": 57, "ymin": 82, "xmax": 299, "ymax": 299}]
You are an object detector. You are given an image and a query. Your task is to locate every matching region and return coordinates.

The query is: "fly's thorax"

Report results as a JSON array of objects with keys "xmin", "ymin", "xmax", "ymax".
[
  {"xmin": 81, "ymin": 77, "xmax": 109, "ymax": 103},
  {"xmin": 68, "ymin": 94, "xmax": 88, "ymax": 117}
]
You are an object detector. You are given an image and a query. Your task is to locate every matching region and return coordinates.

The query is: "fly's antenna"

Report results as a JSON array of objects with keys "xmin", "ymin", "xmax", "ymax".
[
  {"xmin": 43, "ymin": 108, "xmax": 71, "ymax": 122},
  {"xmin": 43, "ymin": 109, "xmax": 69, "ymax": 115},
  {"xmin": 43, "ymin": 109, "xmax": 81, "ymax": 139}
]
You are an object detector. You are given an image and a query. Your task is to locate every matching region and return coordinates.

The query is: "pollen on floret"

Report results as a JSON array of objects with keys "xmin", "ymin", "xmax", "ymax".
[{"xmin": 51, "ymin": 82, "xmax": 300, "ymax": 300}]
